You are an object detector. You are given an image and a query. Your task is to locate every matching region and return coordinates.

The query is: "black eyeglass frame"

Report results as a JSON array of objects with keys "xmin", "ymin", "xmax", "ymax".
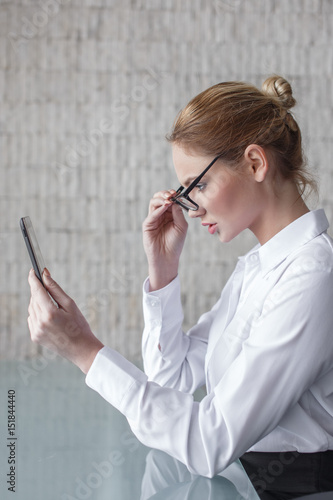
[{"xmin": 170, "ymin": 154, "xmax": 222, "ymax": 211}]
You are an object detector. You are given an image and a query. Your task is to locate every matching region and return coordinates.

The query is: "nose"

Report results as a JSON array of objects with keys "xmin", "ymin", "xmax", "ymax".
[{"xmin": 188, "ymin": 205, "xmax": 206, "ymax": 218}]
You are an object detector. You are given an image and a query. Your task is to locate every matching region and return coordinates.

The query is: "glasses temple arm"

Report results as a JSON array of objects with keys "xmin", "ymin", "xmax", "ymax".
[{"xmin": 182, "ymin": 154, "xmax": 222, "ymax": 196}]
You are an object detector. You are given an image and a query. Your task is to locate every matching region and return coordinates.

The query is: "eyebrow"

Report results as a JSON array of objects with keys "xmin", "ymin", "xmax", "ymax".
[
  {"xmin": 181, "ymin": 154, "xmax": 222, "ymax": 190},
  {"xmin": 182, "ymin": 176, "xmax": 197, "ymax": 188},
  {"xmin": 183, "ymin": 170, "xmax": 211, "ymax": 189}
]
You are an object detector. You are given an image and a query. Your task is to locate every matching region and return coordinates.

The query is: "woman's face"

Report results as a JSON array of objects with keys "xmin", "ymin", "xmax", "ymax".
[{"xmin": 172, "ymin": 144, "xmax": 266, "ymax": 243}]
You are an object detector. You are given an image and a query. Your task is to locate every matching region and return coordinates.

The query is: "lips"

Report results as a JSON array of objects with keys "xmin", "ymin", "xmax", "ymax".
[
  {"xmin": 202, "ymin": 222, "xmax": 218, "ymax": 235},
  {"xmin": 208, "ymin": 223, "xmax": 218, "ymax": 234}
]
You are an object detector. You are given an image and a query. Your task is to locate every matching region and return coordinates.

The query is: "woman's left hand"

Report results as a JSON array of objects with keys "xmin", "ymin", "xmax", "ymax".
[{"xmin": 27, "ymin": 268, "xmax": 104, "ymax": 374}]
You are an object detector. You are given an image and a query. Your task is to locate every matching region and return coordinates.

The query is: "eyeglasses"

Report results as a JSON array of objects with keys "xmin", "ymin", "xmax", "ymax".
[{"xmin": 170, "ymin": 154, "xmax": 222, "ymax": 211}]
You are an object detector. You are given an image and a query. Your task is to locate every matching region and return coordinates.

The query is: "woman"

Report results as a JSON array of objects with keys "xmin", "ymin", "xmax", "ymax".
[{"xmin": 27, "ymin": 76, "xmax": 333, "ymax": 499}]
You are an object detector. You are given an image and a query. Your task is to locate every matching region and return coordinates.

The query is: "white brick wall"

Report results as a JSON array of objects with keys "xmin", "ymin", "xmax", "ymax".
[{"xmin": 1, "ymin": 0, "xmax": 332, "ymax": 360}]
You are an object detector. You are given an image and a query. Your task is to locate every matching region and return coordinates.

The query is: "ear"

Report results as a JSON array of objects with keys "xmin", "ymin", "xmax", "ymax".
[{"xmin": 243, "ymin": 144, "xmax": 269, "ymax": 183}]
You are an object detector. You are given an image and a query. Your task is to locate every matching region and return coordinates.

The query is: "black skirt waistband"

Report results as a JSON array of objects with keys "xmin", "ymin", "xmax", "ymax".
[{"xmin": 239, "ymin": 450, "xmax": 333, "ymax": 500}]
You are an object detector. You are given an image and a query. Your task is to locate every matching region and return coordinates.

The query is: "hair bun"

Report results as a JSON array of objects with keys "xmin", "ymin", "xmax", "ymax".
[{"xmin": 262, "ymin": 75, "xmax": 296, "ymax": 111}]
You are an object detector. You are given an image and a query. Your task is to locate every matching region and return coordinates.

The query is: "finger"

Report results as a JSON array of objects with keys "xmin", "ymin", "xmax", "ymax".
[
  {"xmin": 28, "ymin": 269, "xmax": 52, "ymax": 310},
  {"xmin": 152, "ymin": 190, "xmax": 176, "ymax": 200},
  {"xmin": 148, "ymin": 196, "xmax": 172, "ymax": 214},
  {"xmin": 171, "ymin": 202, "xmax": 188, "ymax": 228},
  {"xmin": 41, "ymin": 270, "xmax": 73, "ymax": 311},
  {"xmin": 27, "ymin": 313, "xmax": 43, "ymax": 345},
  {"xmin": 28, "ymin": 295, "xmax": 37, "ymax": 317},
  {"xmin": 28, "ymin": 282, "xmax": 41, "ymax": 316},
  {"xmin": 27, "ymin": 297, "xmax": 38, "ymax": 340},
  {"xmin": 28, "ymin": 269, "xmax": 68, "ymax": 312},
  {"xmin": 148, "ymin": 193, "xmax": 175, "ymax": 215},
  {"xmin": 28, "ymin": 297, "xmax": 37, "ymax": 325},
  {"xmin": 146, "ymin": 200, "xmax": 174, "ymax": 224},
  {"xmin": 28, "ymin": 293, "xmax": 42, "ymax": 322}
]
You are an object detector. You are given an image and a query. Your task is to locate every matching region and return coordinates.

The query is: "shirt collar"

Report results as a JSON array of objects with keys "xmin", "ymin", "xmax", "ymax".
[{"xmin": 241, "ymin": 209, "xmax": 329, "ymax": 277}]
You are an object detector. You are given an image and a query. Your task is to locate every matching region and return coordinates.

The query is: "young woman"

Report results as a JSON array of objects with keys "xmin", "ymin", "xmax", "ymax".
[{"xmin": 27, "ymin": 76, "xmax": 333, "ymax": 499}]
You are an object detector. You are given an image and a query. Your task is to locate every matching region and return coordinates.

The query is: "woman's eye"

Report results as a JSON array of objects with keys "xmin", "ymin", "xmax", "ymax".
[{"xmin": 196, "ymin": 183, "xmax": 206, "ymax": 192}]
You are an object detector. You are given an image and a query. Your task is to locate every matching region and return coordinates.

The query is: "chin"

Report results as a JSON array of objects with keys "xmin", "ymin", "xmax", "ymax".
[
  {"xmin": 217, "ymin": 228, "xmax": 241, "ymax": 243},
  {"xmin": 217, "ymin": 232, "xmax": 232, "ymax": 243}
]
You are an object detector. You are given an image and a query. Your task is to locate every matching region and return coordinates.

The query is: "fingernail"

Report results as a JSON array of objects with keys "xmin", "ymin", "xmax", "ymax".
[{"xmin": 43, "ymin": 268, "xmax": 51, "ymax": 277}]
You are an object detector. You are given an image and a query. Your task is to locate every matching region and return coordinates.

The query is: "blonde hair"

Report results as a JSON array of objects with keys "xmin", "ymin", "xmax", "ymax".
[{"xmin": 167, "ymin": 75, "xmax": 316, "ymax": 196}]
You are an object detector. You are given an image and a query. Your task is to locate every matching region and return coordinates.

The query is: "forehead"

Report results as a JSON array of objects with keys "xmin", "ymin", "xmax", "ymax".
[{"xmin": 172, "ymin": 144, "xmax": 212, "ymax": 185}]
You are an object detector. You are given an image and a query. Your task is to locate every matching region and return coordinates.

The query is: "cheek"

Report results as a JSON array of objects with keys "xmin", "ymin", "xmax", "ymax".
[
  {"xmin": 213, "ymin": 183, "xmax": 244, "ymax": 213},
  {"xmin": 212, "ymin": 182, "xmax": 256, "ymax": 227}
]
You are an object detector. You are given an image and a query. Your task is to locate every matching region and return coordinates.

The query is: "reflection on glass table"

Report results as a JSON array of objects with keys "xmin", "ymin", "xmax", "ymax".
[
  {"xmin": 0, "ymin": 359, "xmax": 259, "ymax": 499},
  {"xmin": 141, "ymin": 449, "xmax": 259, "ymax": 500}
]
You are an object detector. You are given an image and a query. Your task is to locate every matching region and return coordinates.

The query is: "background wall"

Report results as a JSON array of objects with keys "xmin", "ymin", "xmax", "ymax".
[{"xmin": 1, "ymin": 0, "xmax": 333, "ymax": 361}]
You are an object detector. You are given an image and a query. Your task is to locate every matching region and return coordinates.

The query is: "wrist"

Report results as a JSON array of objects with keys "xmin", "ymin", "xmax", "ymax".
[
  {"xmin": 148, "ymin": 267, "xmax": 178, "ymax": 292},
  {"xmin": 77, "ymin": 339, "xmax": 104, "ymax": 375}
]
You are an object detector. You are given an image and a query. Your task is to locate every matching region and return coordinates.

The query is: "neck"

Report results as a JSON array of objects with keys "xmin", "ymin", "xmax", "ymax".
[{"xmin": 251, "ymin": 183, "xmax": 309, "ymax": 245}]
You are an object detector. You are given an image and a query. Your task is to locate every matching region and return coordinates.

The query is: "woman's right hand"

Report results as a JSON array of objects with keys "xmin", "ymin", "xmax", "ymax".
[{"xmin": 142, "ymin": 190, "xmax": 188, "ymax": 291}]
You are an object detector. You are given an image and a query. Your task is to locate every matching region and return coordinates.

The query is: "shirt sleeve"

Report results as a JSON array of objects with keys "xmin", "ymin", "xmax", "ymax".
[
  {"xmin": 86, "ymin": 264, "xmax": 333, "ymax": 478},
  {"xmin": 141, "ymin": 275, "xmax": 223, "ymax": 393}
]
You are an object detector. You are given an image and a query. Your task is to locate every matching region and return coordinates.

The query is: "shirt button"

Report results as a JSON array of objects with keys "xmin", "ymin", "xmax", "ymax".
[
  {"xmin": 150, "ymin": 299, "xmax": 159, "ymax": 307},
  {"xmin": 250, "ymin": 253, "xmax": 258, "ymax": 263}
]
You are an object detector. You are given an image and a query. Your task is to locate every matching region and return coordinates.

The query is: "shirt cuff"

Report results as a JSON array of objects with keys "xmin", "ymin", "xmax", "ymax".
[
  {"xmin": 85, "ymin": 346, "xmax": 148, "ymax": 414},
  {"xmin": 142, "ymin": 275, "xmax": 183, "ymax": 330}
]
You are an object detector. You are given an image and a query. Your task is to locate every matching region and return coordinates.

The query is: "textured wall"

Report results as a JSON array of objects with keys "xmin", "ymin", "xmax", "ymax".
[{"xmin": 1, "ymin": 0, "xmax": 333, "ymax": 360}]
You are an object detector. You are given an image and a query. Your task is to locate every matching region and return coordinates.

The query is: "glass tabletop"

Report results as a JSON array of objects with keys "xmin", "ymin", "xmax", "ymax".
[{"xmin": 0, "ymin": 358, "xmax": 260, "ymax": 499}]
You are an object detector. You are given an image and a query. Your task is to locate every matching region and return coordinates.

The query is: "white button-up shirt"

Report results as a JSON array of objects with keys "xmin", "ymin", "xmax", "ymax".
[{"xmin": 86, "ymin": 209, "xmax": 333, "ymax": 477}]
